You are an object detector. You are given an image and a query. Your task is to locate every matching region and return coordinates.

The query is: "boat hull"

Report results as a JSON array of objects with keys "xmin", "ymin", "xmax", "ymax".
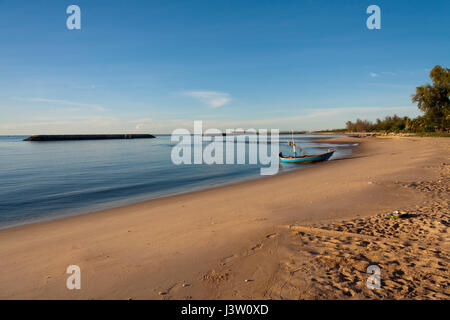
[{"xmin": 280, "ymin": 150, "xmax": 334, "ymax": 164}]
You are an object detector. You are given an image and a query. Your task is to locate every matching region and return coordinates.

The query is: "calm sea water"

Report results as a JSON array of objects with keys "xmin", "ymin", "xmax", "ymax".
[{"xmin": 0, "ymin": 135, "xmax": 352, "ymax": 228}]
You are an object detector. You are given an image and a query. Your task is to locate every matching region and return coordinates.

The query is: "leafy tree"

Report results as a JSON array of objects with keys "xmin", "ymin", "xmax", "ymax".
[
  {"xmin": 345, "ymin": 119, "xmax": 375, "ymax": 132},
  {"xmin": 345, "ymin": 115, "xmax": 412, "ymax": 133},
  {"xmin": 412, "ymin": 65, "xmax": 449, "ymax": 130}
]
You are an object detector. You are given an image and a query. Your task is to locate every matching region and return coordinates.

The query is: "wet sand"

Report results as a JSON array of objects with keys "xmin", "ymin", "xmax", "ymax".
[{"xmin": 0, "ymin": 136, "xmax": 448, "ymax": 299}]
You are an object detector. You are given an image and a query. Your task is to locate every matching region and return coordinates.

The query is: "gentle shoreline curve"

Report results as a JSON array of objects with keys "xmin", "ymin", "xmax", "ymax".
[
  {"xmin": 0, "ymin": 136, "xmax": 448, "ymax": 299},
  {"xmin": 0, "ymin": 135, "xmax": 349, "ymax": 231}
]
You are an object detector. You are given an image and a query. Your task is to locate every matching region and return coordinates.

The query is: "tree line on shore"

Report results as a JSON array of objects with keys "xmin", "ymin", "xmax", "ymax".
[{"xmin": 345, "ymin": 65, "xmax": 449, "ymax": 133}]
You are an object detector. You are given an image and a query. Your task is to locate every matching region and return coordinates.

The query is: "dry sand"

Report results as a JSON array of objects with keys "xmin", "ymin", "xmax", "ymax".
[{"xmin": 0, "ymin": 136, "xmax": 448, "ymax": 299}]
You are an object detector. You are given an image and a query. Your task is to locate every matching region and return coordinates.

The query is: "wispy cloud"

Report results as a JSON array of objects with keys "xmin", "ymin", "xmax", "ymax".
[
  {"xmin": 13, "ymin": 97, "xmax": 105, "ymax": 112},
  {"xmin": 182, "ymin": 90, "xmax": 232, "ymax": 108},
  {"xmin": 369, "ymin": 71, "xmax": 397, "ymax": 78},
  {"xmin": 0, "ymin": 106, "xmax": 421, "ymax": 135},
  {"xmin": 187, "ymin": 106, "xmax": 421, "ymax": 131}
]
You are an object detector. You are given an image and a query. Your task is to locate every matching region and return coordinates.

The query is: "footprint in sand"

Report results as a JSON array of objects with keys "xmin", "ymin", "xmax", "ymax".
[
  {"xmin": 250, "ymin": 243, "xmax": 263, "ymax": 251},
  {"xmin": 266, "ymin": 233, "xmax": 278, "ymax": 239}
]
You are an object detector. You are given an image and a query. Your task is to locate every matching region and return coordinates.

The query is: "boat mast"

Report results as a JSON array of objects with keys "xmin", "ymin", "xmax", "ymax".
[{"xmin": 291, "ymin": 129, "xmax": 296, "ymax": 156}]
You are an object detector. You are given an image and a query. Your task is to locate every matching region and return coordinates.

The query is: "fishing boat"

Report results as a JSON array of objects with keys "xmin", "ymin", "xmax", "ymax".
[{"xmin": 279, "ymin": 131, "xmax": 335, "ymax": 164}]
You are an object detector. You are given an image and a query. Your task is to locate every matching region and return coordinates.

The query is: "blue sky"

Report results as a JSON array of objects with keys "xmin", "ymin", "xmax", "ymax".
[{"xmin": 0, "ymin": 0, "xmax": 449, "ymax": 134}]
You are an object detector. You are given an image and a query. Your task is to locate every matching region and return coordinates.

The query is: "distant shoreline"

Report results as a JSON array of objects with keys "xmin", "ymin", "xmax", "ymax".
[{"xmin": 23, "ymin": 134, "xmax": 156, "ymax": 141}]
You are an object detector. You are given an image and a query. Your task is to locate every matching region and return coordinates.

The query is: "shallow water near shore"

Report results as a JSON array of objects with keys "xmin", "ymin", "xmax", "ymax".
[{"xmin": 0, "ymin": 135, "xmax": 352, "ymax": 228}]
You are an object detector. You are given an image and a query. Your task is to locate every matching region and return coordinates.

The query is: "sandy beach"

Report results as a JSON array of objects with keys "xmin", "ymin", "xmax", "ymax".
[{"xmin": 0, "ymin": 136, "xmax": 448, "ymax": 299}]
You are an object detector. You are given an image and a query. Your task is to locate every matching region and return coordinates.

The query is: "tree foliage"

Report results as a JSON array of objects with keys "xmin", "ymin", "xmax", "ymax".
[
  {"xmin": 411, "ymin": 65, "xmax": 449, "ymax": 130},
  {"xmin": 346, "ymin": 115, "xmax": 411, "ymax": 133}
]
